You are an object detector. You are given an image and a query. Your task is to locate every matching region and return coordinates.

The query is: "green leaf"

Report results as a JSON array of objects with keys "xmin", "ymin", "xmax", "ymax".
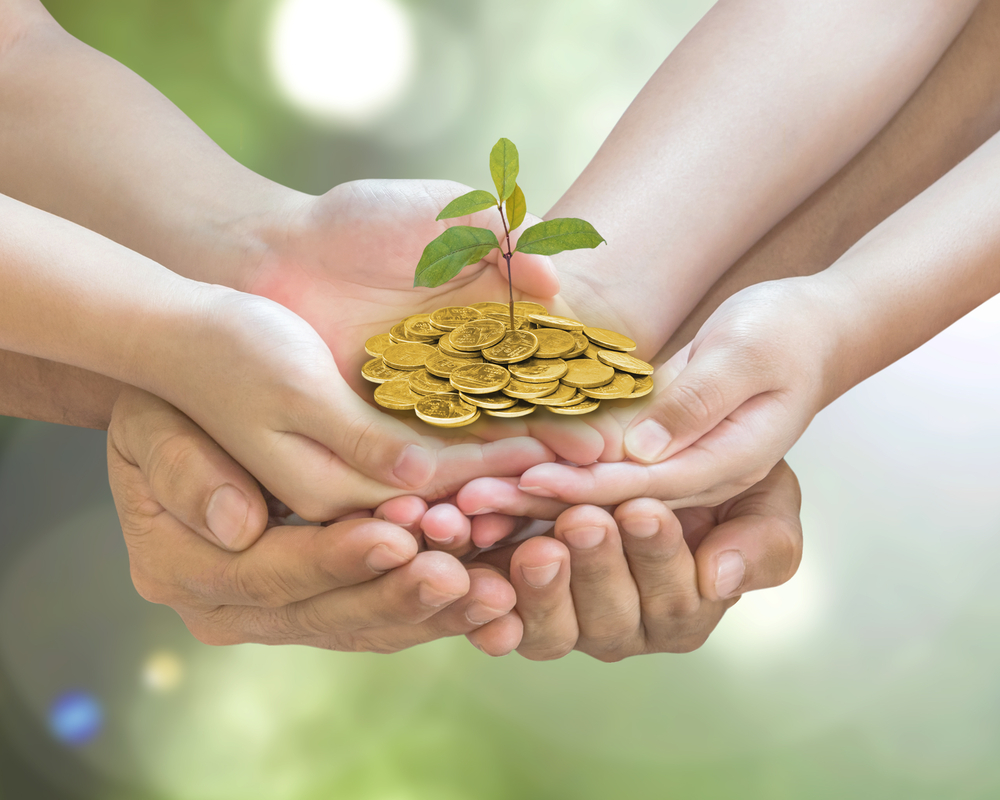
[
  {"xmin": 435, "ymin": 189, "xmax": 498, "ymax": 221},
  {"xmin": 505, "ymin": 183, "xmax": 526, "ymax": 231},
  {"xmin": 514, "ymin": 218, "xmax": 605, "ymax": 256},
  {"xmin": 489, "ymin": 138, "xmax": 519, "ymax": 203},
  {"xmin": 414, "ymin": 226, "xmax": 500, "ymax": 287}
]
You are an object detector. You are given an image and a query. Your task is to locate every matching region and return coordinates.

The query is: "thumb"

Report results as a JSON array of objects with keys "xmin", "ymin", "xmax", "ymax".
[
  {"xmin": 623, "ymin": 340, "xmax": 758, "ymax": 464},
  {"xmin": 108, "ymin": 388, "xmax": 269, "ymax": 551}
]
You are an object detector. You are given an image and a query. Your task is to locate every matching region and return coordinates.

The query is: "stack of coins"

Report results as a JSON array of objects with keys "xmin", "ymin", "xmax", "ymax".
[{"xmin": 361, "ymin": 302, "xmax": 655, "ymax": 428}]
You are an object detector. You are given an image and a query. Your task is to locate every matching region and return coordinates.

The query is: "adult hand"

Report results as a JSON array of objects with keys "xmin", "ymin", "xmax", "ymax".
[
  {"xmin": 464, "ymin": 461, "xmax": 803, "ymax": 660},
  {"xmin": 106, "ymin": 388, "xmax": 520, "ymax": 654}
]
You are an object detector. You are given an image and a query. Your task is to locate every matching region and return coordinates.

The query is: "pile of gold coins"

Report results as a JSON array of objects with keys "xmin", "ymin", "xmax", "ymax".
[{"xmin": 361, "ymin": 301, "xmax": 654, "ymax": 428}]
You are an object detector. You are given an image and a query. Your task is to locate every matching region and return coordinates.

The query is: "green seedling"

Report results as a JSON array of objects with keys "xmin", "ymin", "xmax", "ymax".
[{"xmin": 414, "ymin": 138, "xmax": 605, "ymax": 328}]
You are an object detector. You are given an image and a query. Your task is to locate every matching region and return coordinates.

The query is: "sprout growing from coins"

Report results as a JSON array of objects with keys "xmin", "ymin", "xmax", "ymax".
[
  {"xmin": 414, "ymin": 138, "xmax": 605, "ymax": 329},
  {"xmin": 361, "ymin": 138, "xmax": 655, "ymax": 428}
]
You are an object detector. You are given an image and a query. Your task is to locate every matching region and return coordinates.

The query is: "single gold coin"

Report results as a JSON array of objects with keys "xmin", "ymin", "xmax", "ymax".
[
  {"xmin": 527, "ymin": 313, "xmax": 584, "ymax": 331},
  {"xmin": 513, "ymin": 301, "xmax": 549, "ymax": 316},
  {"xmin": 548, "ymin": 398, "xmax": 601, "ymax": 415},
  {"xmin": 503, "ymin": 377, "xmax": 559, "ymax": 399},
  {"xmin": 449, "ymin": 362, "xmax": 511, "ymax": 394},
  {"xmin": 382, "ymin": 342, "xmax": 438, "ymax": 371},
  {"xmin": 429, "ymin": 306, "xmax": 483, "ymax": 330},
  {"xmin": 437, "ymin": 332, "xmax": 482, "ymax": 359},
  {"xmin": 374, "ymin": 377, "xmax": 423, "ymax": 410},
  {"xmin": 469, "ymin": 301, "xmax": 510, "ymax": 315},
  {"xmin": 508, "ymin": 357, "xmax": 568, "ymax": 383},
  {"xmin": 597, "ymin": 350, "xmax": 654, "ymax": 375},
  {"xmin": 627, "ymin": 374, "xmax": 654, "ymax": 398},
  {"xmin": 459, "ymin": 391, "xmax": 517, "ymax": 410},
  {"xmin": 580, "ymin": 372, "xmax": 636, "ymax": 399},
  {"xmin": 408, "ymin": 368, "xmax": 453, "ymax": 395},
  {"xmin": 564, "ymin": 331, "xmax": 590, "ymax": 358},
  {"xmin": 390, "ymin": 321, "xmax": 431, "ymax": 344},
  {"xmin": 561, "ymin": 358, "xmax": 615, "ymax": 389},
  {"xmin": 527, "ymin": 383, "xmax": 583, "ymax": 406},
  {"xmin": 429, "ymin": 408, "xmax": 482, "ymax": 427},
  {"xmin": 362, "ymin": 357, "xmax": 407, "ymax": 384},
  {"xmin": 481, "ymin": 330, "xmax": 539, "ymax": 363},
  {"xmin": 533, "ymin": 328, "xmax": 577, "ymax": 358},
  {"xmin": 485, "ymin": 399, "xmax": 536, "ymax": 418},
  {"xmin": 583, "ymin": 326, "xmax": 637, "ymax": 352},
  {"xmin": 414, "ymin": 392, "xmax": 478, "ymax": 425},
  {"xmin": 485, "ymin": 312, "xmax": 530, "ymax": 330},
  {"xmin": 403, "ymin": 314, "xmax": 442, "ymax": 340},
  {"xmin": 449, "ymin": 318, "xmax": 506, "ymax": 351},
  {"xmin": 364, "ymin": 333, "xmax": 394, "ymax": 357},
  {"xmin": 425, "ymin": 350, "xmax": 483, "ymax": 377}
]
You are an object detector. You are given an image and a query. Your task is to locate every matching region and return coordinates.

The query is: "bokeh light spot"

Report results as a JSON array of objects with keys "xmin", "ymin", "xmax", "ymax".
[
  {"xmin": 268, "ymin": 0, "xmax": 415, "ymax": 123},
  {"xmin": 143, "ymin": 650, "xmax": 184, "ymax": 692},
  {"xmin": 48, "ymin": 690, "xmax": 103, "ymax": 746}
]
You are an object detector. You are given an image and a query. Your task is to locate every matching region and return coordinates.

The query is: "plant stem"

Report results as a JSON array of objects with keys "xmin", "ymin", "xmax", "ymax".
[{"xmin": 498, "ymin": 203, "xmax": 515, "ymax": 329}]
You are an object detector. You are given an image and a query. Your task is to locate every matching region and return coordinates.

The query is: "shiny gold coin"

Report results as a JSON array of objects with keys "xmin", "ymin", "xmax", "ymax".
[
  {"xmin": 374, "ymin": 377, "xmax": 423, "ymax": 410},
  {"xmin": 429, "ymin": 306, "xmax": 483, "ymax": 331},
  {"xmin": 564, "ymin": 331, "xmax": 589, "ymax": 358},
  {"xmin": 485, "ymin": 400, "xmax": 537, "ymax": 418},
  {"xmin": 382, "ymin": 342, "xmax": 438, "ymax": 371},
  {"xmin": 626, "ymin": 374, "xmax": 654, "ymax": 399},
  {"xmin": 597, "ymin": 350, "xmax": 654, "ymax": 375},
  {"xmin": 437, "ymin": 332, "xmax": 482, "ymax": 359},
  {"xmin": 459, "ymin": 391, "xmax": 517, "ymax": 410},
  {"xmin": 583, "ymin": 326, "xmax": 637, "ymax": 352},
  {"xmin": 449, "ymin": 362, "xmax": 511, "ymax": 394},
  {"xmin": 527, "ymin": 313, "xmax": 585, "ymax": 331},
  {"xmin": 502, "ymin": 378, "xmax": 559, "ymax": 399},
  {"xmin": 414, "ymin": 392, "xmax": 478, "ymax": 425},
  {"xmin": 425, "ymin": 350, "xmax": 483, "ymax": 378},
  {"xmin": 429, "ymin": 408, "xmax": 482, "ymax": 427},
  {"xmin": 469, "ymin": 301, "xmax": 510, "ymax": 314},
  {"xmin": 584, "ymin": 343, "xmax": 603, "ymax": 360},
  {"xmin": 561, "ymin": 358, "xmax": 615, "ymax": 389},
  {"xmin": 513, "ymin": 301, "xmax": 549, "ymax": 316},
  {"xmin": 548, "ymin": 398, "xmax": 601, "ymax": 415},
  {"xmin": 508, "ymin": 357, "xmax": 569, "ymax": 383},
  {"xmin": 362, "ymin": 357, "xmax": 408, "ymax": 384},
  {"xmin": 364, "ymin": 333, "xmax": 394, "ymax": 357},
  {"xmin": 389, "ymin": 321, "xmax": 432, "ymax": 344},
  {"xmin": 481, "ymin": 330, "xmax": 539, "ymax": 363},
  {"xmin": 403, "ymin": 314, "xmax": 442, "ymax": 340},
  {"xmin": 533, "ymin": 328, "xmax": 577, "ymax": 358},
  {"xmin": 527, "ymin": 383, "xmax": 583, "ymax": 406},
  {"xmin": 580, "ymin": 371, "xmax": 636, "ymax": 399},
  {"xmin": 449, "ymin": 319, "xmax": 506, "ymax": 351},
  {"xmin": 408, "ymin": 368, "xmax": 453, "ymax": 395},
  {"xmin": 485, "ymin": 312, "xmax": 530, "ymax": 330}
]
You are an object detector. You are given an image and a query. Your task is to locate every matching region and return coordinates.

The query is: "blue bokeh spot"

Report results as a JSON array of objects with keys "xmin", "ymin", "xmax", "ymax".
[{"xmin": 48, "ymin": 691, "xmax": 103, "ymax": 746}]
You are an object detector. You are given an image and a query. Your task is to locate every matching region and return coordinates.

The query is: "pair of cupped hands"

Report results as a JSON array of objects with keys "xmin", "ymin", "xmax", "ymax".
[{"xmin": 107, "ymin": 179, "xmax": 804, "ymax": 662}]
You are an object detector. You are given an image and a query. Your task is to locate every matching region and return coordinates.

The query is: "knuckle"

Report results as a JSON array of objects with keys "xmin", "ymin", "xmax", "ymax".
[
  {"xmin": 519, "ymin": 637, "xmax": 576, "ymax": 662},
  {"xmin": 665, "ymin": 379, "xmax": 725, "ymax": 432},
  {"xmin": 222, "ymin": 557, "xmax": 293, "ymax": 608},
  {"xmin": 146, "ymin": 431, "xmax": 203, "ymax": 499}
]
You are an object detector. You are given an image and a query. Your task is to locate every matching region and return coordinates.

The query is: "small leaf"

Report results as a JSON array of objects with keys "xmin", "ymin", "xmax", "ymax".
[
  {"xmin": 514, "ymin": 218, "xmax": 605, "ymax": 256},
  {"xmin": 414, "ymin": 226, "xmax": 500, "ymax": 287},
  {"xmin": 435, "ymin": 189, "xmax": 498, "ymax": 221},
  {"xmin": 505, "ymin": 183, "xmax": 526, "ymax": 231},
  {"xmin": 489, "ymin": 138, "xmax": 519, "ymax": 203}
]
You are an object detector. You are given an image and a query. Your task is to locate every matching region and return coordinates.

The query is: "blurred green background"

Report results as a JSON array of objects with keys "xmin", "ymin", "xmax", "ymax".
[{"xmin": 3, "ymin": 1, "xmax": 1000, "ymax": 798}]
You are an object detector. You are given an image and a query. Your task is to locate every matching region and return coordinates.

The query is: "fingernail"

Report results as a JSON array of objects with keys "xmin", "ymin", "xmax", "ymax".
[
  {"xmin": 466, "ymin": 601, "xmax": 502, "ymax": 625},
  {"xmin": 469, "ymin": 506, "xmax": 497, "ymax": 515},
  {"xmin": 520, "ymin": 561, "xmax": 560, "ymax": 588},
  {"xmin": 424, "ymin": 533, "xmax": 456, "ymax": 546},
  {"xmin": 621, "ymin": 516, "xmax": 660, "ymax": 538},
  {"xmin": 563, "ymin": 526, "xmax": 605, "ymax": 550},
  {"xmin": 365, "ymin": 544, "xmax": 410, "ymax": 572},
  {"xmin": 419, "ymin": 583, "xmax": 461, "ymax": 608},
  {"xmin": 715, "ymin": 550, "xmax": 746, "ymax": 598},
  {"xmin": 393, "ymin": 445, "xmax": 434, "ymax": 489},
  {"xmin": 206, "ymin": 484, "xmax": 249, "ymax": 548},
  {"xmin": 624, "ymin": 420, "xmax": 672, "ymax": 463},
  {"xmin": 517, "ymin": 483, "xmax": 557, "ymax": 498}
]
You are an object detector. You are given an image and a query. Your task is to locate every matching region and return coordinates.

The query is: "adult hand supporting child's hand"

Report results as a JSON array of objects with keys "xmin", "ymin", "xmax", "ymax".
[{"xmin": 107, "ymin": 387, "xmax": 521, "ymax": 655}]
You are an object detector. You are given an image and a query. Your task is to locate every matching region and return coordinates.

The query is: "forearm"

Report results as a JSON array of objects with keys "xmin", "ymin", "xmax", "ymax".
[
  {"xmin": 0, "ymin": 350, "xmax": 121, "ymax": 429},
  {"xmin": 548, "ymin": 0, "xmax": 978, "ymax": 355},
  {"xmin": 0, "ymin": 1, "xmax": 303, "ymax": 288},
  {"xmin": 817, "ymin": 129, "xmax": 1000, "ymax": 405}
]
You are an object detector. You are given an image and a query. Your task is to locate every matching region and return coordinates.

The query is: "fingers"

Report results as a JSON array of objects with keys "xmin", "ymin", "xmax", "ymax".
[
  {"xmin": 457, "ymin": 477, "xmax": 571, "ymax": 520},
  {"xmin": 694, "ymin": 461, "xmax": 804, "ymax": 601},
  {"xmin": 373, "ymin": 495, "xmax": 427, "ymax": 539},
  {"xmin": 419, "ymin": 502, "xmax": 474, "ymax": 557},
  {"xmin": 521, "ymin": 415, "xmax": 607, "ymax": 465},
  {"xmin": 506, "ymin": 536, "xmax": 578, "ymax": 660},
  {"xmin": 107, "ymin": 387, "xmax": 269, "ymax": 550}
]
